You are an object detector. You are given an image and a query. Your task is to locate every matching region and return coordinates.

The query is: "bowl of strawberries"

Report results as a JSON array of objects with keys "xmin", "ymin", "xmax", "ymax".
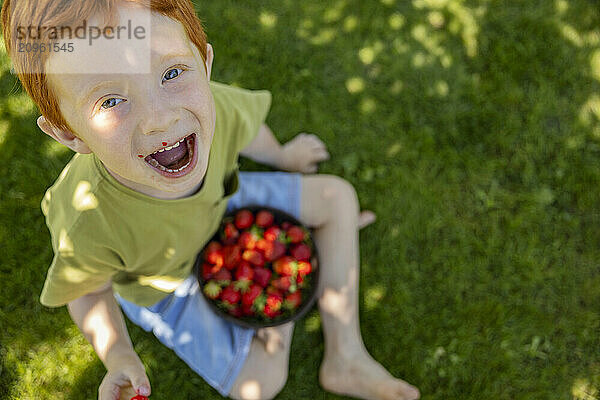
[{"xmin": 195, "ymin": 205, "xmax": 319, "ymax": 328}]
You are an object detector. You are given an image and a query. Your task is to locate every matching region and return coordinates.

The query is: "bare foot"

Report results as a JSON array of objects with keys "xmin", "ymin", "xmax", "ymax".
[
  {"xmin": 319, "ymin": 352, "xmax": 420, "ymax": 400},
  {"xmin": 358, "ymin": 210, "xmax": 376, "ymax": 230}
]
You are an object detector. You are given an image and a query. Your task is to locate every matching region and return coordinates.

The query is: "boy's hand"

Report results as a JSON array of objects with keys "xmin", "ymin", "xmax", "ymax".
[
  {"xmin": 279, "ymin": 133, "xmax": 330, "ymax": 173},
  {"xmin": 98, "ymin": 361, "xmax": 151, "ymax": 400}
]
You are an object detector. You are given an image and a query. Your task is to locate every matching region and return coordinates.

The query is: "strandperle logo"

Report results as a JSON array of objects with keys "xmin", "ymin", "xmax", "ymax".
[{"xmin": 17, "ymin": 19, "xmax": 147, "ymax": 46}]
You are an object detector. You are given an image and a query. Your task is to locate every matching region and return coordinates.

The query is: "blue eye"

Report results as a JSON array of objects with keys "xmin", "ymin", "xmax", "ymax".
[
  {"xmin": 100, "ymin": 98, "xmax": 124, "ymax": 110},
  {"xmin": 163, "ymin": 67, "xmax": 184, "ymax": 81}
]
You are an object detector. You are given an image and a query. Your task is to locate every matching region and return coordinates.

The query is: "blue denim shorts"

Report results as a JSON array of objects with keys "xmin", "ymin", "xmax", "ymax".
[{"xmin": 115, "ymin": 171, "xmax": 302, "ymax": 397}]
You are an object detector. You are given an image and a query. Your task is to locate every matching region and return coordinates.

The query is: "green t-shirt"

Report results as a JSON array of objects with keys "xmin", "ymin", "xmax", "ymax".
[{"xmin": 39, "ymin": 81, "xmax": 272, "ymax": 307}]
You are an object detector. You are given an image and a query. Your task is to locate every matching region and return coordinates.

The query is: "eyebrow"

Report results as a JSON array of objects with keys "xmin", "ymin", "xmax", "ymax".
[{"xmin": 159, "ymin": 51, "xmax": 194, "ymax": 65}]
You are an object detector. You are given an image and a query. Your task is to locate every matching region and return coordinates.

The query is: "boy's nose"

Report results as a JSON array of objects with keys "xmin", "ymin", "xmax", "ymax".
[{"xmin": 140, "ymin": 102, "xmax": 181, "ymax": 135}]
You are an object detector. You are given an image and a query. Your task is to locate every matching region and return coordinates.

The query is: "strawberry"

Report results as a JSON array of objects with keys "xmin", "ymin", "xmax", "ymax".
[
  {"xmin": 286, "ymin": 225, "xmax": 305, "ymax": 243},
  {"xmin": 130, "ymin": 396, "xmax": 149, "ymax": 400},
  {"xmin": 224, "ymin": 222, "xmax": 239, "ymax": 241},
  {"xmin": 242, "ymin": 303, "xmax": 255, "ymax": 316},
  {"xmin": 205, "ymin": 242, "xmax": 224, "ymax": 267},
  {"xmin": 223, "ymin": 244, "xmax": 242, "ymax": 270},
  {"xmin": 242, "ymin": 249, "xmax": 265, "ymax": 267},
  {"xmin": 284, "ymin": 291, "xmax": 302, "ymax": 309},
  {"xmin": 241, "ymin": 284, "xmax": 263, "ymax": 306},
  {"xmin": 273, "ymin": 256, "xmax": 297, "ymax": 276},
  {"xmin": 238, "ymin": 231, "xmax": 258, "ymax": 250},
  {"xmin": 220, "ymin": 283, "xmax": 241, "ymax": 305},
  {"xmin": 266, "ymin": 240, "xmax": 286, "ymax": 261},
  {"xmin": 281, "ymin": 221, "xmax": 292, "ymax": 230},
  {"xmin": 203, "ymin": 281, "xmax": 222, "ymax": 299},
  {"xmin": 235, "ymin": 209, "xmax": 254, "ymax": 230},
  {"xmin": 297, "ymin": 260, "xmax": 312, "ymax": 276},
  {"xmin": 235, "ymin": 261, "xmax": 254, "ymax": 281},
  {"xmin": 229, "ymin": 305, "xmax": 243, "ymax": 317},
  {"xmin": 263, "ymin": 303, "xmax": 282, "ymax": 318},
  {"xmin": 256, "ymin": 239, "xmax": 286, "ymax": 261},
  {"xmin": 296, "ymin": 274, "xmax": 305, "ymax": 286},
  {"xmin": 201, "ymin": 262, "xmax": 213, "ymax": 280},
  {"xmin": 256, "ymin": 210, "xmax": 275, "ymax": 228},
  {"xmin": 290, "ymin": 243, "xmax": 311, "ymax": 261},
  {"xmin": 266, "ymin": 286, "xmax": 284, "ymax": 297},
  {"xmin": 272, "ymin": 276, "xmax": 292, "ymax": 291},
  {"xmin": 264, "ymin": 226, "xmax": 282, "ymax": 241},
  {"xmin": 253, "ymin": 267, "xmax": 272, "ymax": 288},
  {"xmin": 266, "ymin": 292, "xmax": 283, "ymax": 311},
  {"xmin": 213, "ymin": 268, "xmax": 232, "ymax": 284}
]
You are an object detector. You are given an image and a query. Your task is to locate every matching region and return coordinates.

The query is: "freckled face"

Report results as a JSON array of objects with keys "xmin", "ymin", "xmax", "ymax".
[{"xmin": 45, "ymin": 4, "xmax": 215, "ymax": 199}]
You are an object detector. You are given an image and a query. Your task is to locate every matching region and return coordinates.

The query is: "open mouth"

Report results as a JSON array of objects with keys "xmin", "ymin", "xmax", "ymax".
[{"xmin": 143, "ymin": 133, "xmax": 198, "ymax": 178}]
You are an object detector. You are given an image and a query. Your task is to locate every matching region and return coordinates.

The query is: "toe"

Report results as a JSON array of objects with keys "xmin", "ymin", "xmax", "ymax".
[{"xmin": 358, "ymin": 210, "xmax": 376, "ymax": 229}]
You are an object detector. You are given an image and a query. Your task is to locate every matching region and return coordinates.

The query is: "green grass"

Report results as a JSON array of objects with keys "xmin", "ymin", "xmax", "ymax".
[{"xmin": 1, "ymin": 0, "xmax": 600, "ymax": 399}]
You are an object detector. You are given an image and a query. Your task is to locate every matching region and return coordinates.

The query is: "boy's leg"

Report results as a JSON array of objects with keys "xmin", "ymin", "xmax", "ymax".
[
  {"xmin": 228, "ymin": 321, "xmax": 294, "ymax": 400},
  {"xmin": 299, "ymin": 174, "xmax": 420, "ymax": 400}
]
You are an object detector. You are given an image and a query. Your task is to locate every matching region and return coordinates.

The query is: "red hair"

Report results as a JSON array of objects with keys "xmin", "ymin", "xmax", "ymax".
[{"xmin": 1, "ymin": 0, "xmax": 208, "ymax": 134}]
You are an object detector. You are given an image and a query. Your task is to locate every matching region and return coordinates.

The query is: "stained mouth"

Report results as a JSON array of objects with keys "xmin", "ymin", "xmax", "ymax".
[{"xmin": 144, "ymin": 133, "xmax": 195, "ymax": 173}]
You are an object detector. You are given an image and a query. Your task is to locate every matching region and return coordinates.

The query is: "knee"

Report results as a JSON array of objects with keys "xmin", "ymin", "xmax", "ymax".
[
  {"xmin": 321, "ymin": 175, "xmax": 359, "ymax": 215},
  {"xmin": 229, "ymin": 371, "xmax": 288, "ymax": 400}
]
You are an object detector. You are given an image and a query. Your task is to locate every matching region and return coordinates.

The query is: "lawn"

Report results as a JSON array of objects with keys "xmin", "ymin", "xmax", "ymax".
[{"xmin": 1, "ymin": 0, "xmax": 599, "ymax": 399}]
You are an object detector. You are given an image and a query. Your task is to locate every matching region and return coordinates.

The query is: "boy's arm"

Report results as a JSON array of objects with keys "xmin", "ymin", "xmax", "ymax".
[
  {"xmin": 68, "ymin": 282, "xmax": 151, "ymax": 398},
  {"xmin": 239, "ymin": 123, "xmax": 330, "ymax": 173}
]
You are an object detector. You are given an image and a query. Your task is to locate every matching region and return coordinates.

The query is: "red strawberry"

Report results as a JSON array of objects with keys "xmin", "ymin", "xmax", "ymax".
[
  {"xmin": 273, "ymin": 256, "xmax": 297, "ymax": 276},
  {"xmin": 266, "ymin": 292, "xmax": 283, "ymax": 311},
  {"xmin": 213, "ymin": 268, "xmax": 232, "ymax": 283},
  {"xmin": 205, "ymin": 242, "xmax": 224, "ymax": 267},
  {"xmin": 266, "ymin": 240, "xmax": 286, "ymax": 261},
  {"xmin": 203, "ymin": 281, "xmax": 222, "ymax": 299},
  {"xmin": 296, "ymin": 274, "xmax": 305, "ymax": 286},
  {"xmin": 229, "ymin": 305, "xmax": 243, "ymax": 317},
  {"xmin": 272, "ymin": 276, "xmax": 292, "ymax": 291},
  {"xmin": 281, "ymin": 221, "xmax": 291, "ymax": 230},
  {"xmin": 241, "ymin": 284, "xmax": 263, "ymax": 306},
  {"xmin": 223, "ymin": 245, "xmax": 242, "ymax": 270},
  {"xmin": 220, "ymin": 284, "xmax": 241, "ymax": 305},
  {"xmin": 297, "ymin": 260, "xmax": 312, "ymax": 276},
  {"xmin": 264, "ymin": 303, "xmax": 282, "ymax": 318},
  {"xmin": 242, "ymin": 303, "xmax": 255, "ymax": 316},
  {"xmin": 130, "ymin": 396, "xmax": 149, "ymax": 400},
  {"xmin": 290, "ymin": 243, "xmax": 311, "ymax": 261},
  {"xmin": 242, "ymin": 249, "xmax": 265, "ymax": 267},
  {"xmin": 264, "ymin": 226, "xmax": 281, "ymax": 241},
  {"xmin": 256, "ymin": 210, "xmax": 275, "ymax": 228},
  {"xmin": 224, "ymin": 222, "xmax": 239, "ymax": 241},
  {"xmin": 286, "ymin": 226, "xmax": 305, "ymax": 243},
  {"xmin": 238, "ymin": 231, "xmax": 258, "ymax": 250},
  {"xmin": 235, "ymin": 209, "xmax": 254, "ymax": 230},
  {"xmin": 284, "ymin": 291, "xmax": 302, "ymax": 309},
  {"xmin": 253, "ymin": 267, "xmax": 272, "ymax": 288},
  {"xmin": 235, "ymin": 261, "xmax": 254, "ymax": 281},
  {"xmin": 201, "ymin": 262, "xmax": 213, "ymax": 280},
  {"xmin": 256, "ymin": 239, "xmax": 286, "ymax": 261},
  {"xmin": 266, "ymin": 286, "xmax": 284, "ymax": 297}
]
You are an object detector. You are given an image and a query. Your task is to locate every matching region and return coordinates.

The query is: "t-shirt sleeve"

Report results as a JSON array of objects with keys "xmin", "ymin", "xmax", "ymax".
[
  {"xmin": 40, "ymin": 224, "xmax": 123, "ymax": 307},
  {"xmin": 210, "ymin": 81, "xmax": 272, "ymax": 156}
]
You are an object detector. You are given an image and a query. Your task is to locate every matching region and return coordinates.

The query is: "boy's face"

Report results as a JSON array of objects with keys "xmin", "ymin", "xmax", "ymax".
[{"xmin": 42, "ymin": 3, "xmax": 215, "ymax": 199}]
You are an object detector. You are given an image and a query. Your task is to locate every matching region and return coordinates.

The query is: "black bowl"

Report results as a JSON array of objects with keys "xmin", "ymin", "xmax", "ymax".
[{"xmin": 195, "ymin": 205, "xmax": 320, "ymax": 329}]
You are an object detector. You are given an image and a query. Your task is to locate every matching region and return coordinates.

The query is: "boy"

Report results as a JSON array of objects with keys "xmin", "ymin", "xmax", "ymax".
[{"xmin": 1, "ymin": 1, "xmax": 420, "ymax": 399}]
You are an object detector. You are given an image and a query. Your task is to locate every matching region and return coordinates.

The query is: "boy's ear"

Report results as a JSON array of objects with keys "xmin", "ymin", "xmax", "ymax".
[
  {"xmin": 37, "ymin": 116, "xmax": 92, "ymax": 154},
  {"xmin": 205, "ymin": 43, "xmax": 214, "ymax": 80}
]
